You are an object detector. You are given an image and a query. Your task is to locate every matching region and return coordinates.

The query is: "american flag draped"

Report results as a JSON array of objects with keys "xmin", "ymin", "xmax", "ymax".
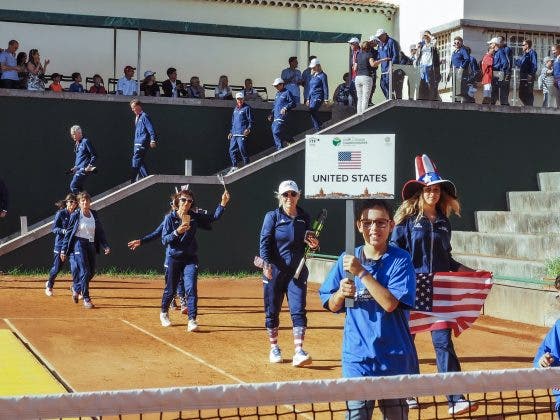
[{"xmin": 409, "ymin": 271, "xmax": 493, "ymax": 337}]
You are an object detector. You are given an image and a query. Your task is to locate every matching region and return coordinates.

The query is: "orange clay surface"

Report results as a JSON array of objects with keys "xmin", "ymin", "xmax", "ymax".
[{"xmin": 0, "ymin": 274, "xmax": 549, "ymax": 393}]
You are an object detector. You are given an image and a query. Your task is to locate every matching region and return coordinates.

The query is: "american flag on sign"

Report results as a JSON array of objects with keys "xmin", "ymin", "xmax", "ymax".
[
  {"xmin": 409, "ymin": 271, "xmax": 493, "ymax": 337},
  {"xmin": 338, "ymin": 151, "xmax": 362, "ymax": 169}
]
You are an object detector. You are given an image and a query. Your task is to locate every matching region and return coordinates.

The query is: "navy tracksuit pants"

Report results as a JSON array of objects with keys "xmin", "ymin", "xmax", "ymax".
[
  {"xmin": 73, "ymin": 238, "xmax": 96, "ymax": 300},
  {"xmin": 162, "ymin": 256, "xmax": 198, "ymax": 318},
  {"xmin": 263, "ymin": 265, "xmax": 308, "ymax": 329}
]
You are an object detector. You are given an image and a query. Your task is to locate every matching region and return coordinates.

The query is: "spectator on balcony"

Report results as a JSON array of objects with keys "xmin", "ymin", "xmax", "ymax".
[
  {"xmin": 449, "ymin": 36, "xmax": 470, "ymax": 103},
  {"xmin": 489, "ymin": 37, "xmax": 511, "ymax": 106},
  {"xmin": 301, "ymin": 56, "xmax": 316, "ymax": 102},
  {"xmin": 464, "ymin": 46, "xmax": 479, "ymax": 103},
  {"xmin": 376, "ymin": 29, "xmax": 401, "ymax": 99},
  {"xmin": 69, "ymin": 72, "xmax": 85, "ymax": 93},
  {"xmin": 16, "ymin": 52, "xmax": 27, "ymax": 89},
  {"xmin": 117, "ymin": 65, "xmax": 138, "ymax": 96},
  {"xmin": 354, "ymin": 41, "xmax": 376, "ymax": 115},
  {"xmin": 281, "ymin": 56, "xmax": 303, "ymax": 104},
  {"xmin": 48, "ymin": 73, "xmax": 63, "ymax": 92},
  {"xmin": 227, "ymin": 92, "xmax": 253, "ymax": 174},
  {"xmin": 539, "ymin": 57, "xmax": 555, "ymax": 108},
  {"xmin": 0, "ymin": 40, "xmax": 23, "ymax": 89},
  {"xmin": 89, "ymin": 74, "xmax": 107, "ymax": 94},
  {"xmin": 348, "ymin": 37, "xmax": 361, "ymax": 84},
  {"xmin": 481, "ymin": 46, "xmax": 495, "ymax": 105},
  {"xmin": 409, "ymin": 44, "xmax": 418, "ymax": 66},
  {"xmin": 242, "ymin": 78, "xmax": 261, "ymax": 101},
  {"xmin": 186, "ymin": 76, "xmax": 205, "ymax": 99},
  {"xmin": 333, "ymin": 72, "xmax": 357, "ymax": 107},
  {"xmin": 140, "ymin": 70, "xmax": 160, "ymax": 97},
  {"xmin": 215, "ymin": 75, "xmax": 233, "ymax": 100},
  {"xmin": 268, "ymin": 78, "xmax": 296, "ymax": 150},
  {"xmin": 416, "ymin": 31, "xmax": 441, "ymax": 101},
  {"xmin": 68, "ymin": 125, "xmax": 97, "ymax": 194},
  {"xmin": 553, "ymin": 44, "xmax": 560, "ymax": 108},
  {"xmin": 515, "ymin": 39, "xmax": 538, "ymax": 106},
  {"xmin": 162, "ymin": 67, "xmax": 187, "ymax": 98},
  {"xmin": 26, "ymin": 49, "xmax": 49, "ymax": 91},
  {"xmin": 306, "ymin": 58, "xmax": 328, "ymax": 132}
]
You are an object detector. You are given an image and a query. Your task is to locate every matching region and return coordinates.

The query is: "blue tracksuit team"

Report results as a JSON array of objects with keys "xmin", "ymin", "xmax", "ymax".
[
  {"xmin": 71, "ymin": 138, "xmax": 97, "ymax": 193},
  {"xmin": 229, "ymin": 102, "xmax": 253, "ymax": 167},
  {"xmin": 132, "ymin": 111, "xmax": 156, "ymax": 182},
  {"xmin": 161, "ymin": 205, "xmax": 225, "ymax": 321},
  {"xmin": 47, "ymin": 208, "xmax": 77, "ymax": 290},
  {"xmin": 307, "ymin": 72, "xmax": 328, "ymax": 132},
  {"xmin": 270, "ymin": 88, "xmax": 296, "ymax": 150}
]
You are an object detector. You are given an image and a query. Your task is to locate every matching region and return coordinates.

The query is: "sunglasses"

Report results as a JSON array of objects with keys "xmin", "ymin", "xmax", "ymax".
[
  {"xmin": 179, "ymin": 197, "xmax": 193, "ymax": 203},
  {"xmin": 282, "ymin": 191, "xmax": 298, "ymax": 198},
  {"xmin": 360, "ymin": 219, "xmax": 390, "ymax": 229}
]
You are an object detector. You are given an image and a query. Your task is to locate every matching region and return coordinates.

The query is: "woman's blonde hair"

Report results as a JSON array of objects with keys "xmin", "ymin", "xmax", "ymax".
[{"xmin": 394, "ymin": 187, "xmax": 461, "ymax": 225}]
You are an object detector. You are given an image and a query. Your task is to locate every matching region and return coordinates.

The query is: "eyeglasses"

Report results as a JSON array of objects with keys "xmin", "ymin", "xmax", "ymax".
[
  {"xmin": 282, "ymin": 191, "xmax": 298, "ymax": 198},
  {"xmin": 179, "ymin": 197, "xmax": 193, "ymax": 203},
  {"xmin": 360, "ymin": 219, "xmax": 390, "ymax": 229}
]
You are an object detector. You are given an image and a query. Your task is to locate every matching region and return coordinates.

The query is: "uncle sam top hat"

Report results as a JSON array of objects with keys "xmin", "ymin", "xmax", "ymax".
[{"xmin": 401, "ymin": 154, "xmax": 457, "ymax": 200}]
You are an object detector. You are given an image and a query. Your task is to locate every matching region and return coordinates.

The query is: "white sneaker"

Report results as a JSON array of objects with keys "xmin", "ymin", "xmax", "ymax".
[
  {"xmin": 45, "ymin": 281, "xmax": 53, "ymax": 297},
  {"xmin": 406, "ymin": 397, "xmax": 419, "ymax": 409},
  {"xmin": 269, "ymin": 347, "xmax": 282, "ymax": 363},
  {"xmin": 227, "ymin": 166, "xmax": 238, "ymax": 175},
  {"xmin": 187, "ymin": 318, "xmax": 199, "ymax": 332},
  {"xmin": 448, "ymin": 399, "xmax": 478, "ymax": 415},
  {"xmin": 292, "ymin": 349, "xmax": 312, "ymax": 367},
  {"xmin": 160, "ymin": 312, "xmax": 171, "ymax": 327}
]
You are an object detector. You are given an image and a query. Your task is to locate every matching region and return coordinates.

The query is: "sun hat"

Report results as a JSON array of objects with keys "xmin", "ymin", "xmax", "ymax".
[
  {"xmin": 308, "ymin": 58, "xmax": 320, "ymax": 68},
  {"xmin": 272, "ymin": 78, "xmax": 284, "ymax": 86},
  {"xmin": 401, "ymin": 154, "xmax": 457, "ymax": 200}
]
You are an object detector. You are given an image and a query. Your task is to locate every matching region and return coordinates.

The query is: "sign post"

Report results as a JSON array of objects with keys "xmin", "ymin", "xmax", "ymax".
[{"xmin": 305, "ymin": 134, "xmax": 395, "ymax": 307}]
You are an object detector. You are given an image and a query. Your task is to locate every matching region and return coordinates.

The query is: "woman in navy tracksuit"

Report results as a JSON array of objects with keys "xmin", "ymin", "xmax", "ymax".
[
  {"xmin": 391, "ymin": 154, "xmax": 478, "ymax": 416},
  {"xmin": 306, "ymin": 58, "xmax": 328, "ymax": 132},
  {"xmin": 60, "ymin": 191, "xmax": 110, "ymax": 309},
  {"xmin": 45, "ymin": 193, "xmax": 78, "ymax": 296},
  {"xmin": 160, "ymin": 188, "xmax": 230, "ymax": 332},
  {"xmin": 127, "ymin": 196, "xmax": 185, "ymax": 311},
  {"xmin": 259, "ymin": 180, "xmax": 319, "ymax": 367}
]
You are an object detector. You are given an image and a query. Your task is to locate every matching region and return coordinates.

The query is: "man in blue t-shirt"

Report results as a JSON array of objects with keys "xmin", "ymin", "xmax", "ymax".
[{"xmin": 319, "ymin": 199, "xmax": 418, "ymax": 420}]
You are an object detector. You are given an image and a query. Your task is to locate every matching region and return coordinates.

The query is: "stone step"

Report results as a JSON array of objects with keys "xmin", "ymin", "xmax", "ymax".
[
  {"xmin": 508, "ymin": 191, "xmax": 560, "ymax": 212},
  {"xmin": 476, "ymin": 211, "xmax": 560, "ymax": 234},
  {"xmin": 451, "ymin": 231, "xmax": 560, "ymax": 261},
  {"xmin": 453, "ymin": 254, "xmax": 546, "ymax": 280},
  {"xmin": 538, "ymin": 172, "xmax": 560, "ymax": 191}
]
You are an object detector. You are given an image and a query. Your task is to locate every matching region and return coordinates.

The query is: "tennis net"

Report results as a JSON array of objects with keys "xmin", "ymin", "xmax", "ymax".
[{"xmin": 1, "ymin": 367, "xmax": 560, "ymax": 419}]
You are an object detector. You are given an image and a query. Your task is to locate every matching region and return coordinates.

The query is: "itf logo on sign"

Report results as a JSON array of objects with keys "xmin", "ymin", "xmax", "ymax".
[{"xmin": 338, "ymin": 151, "xmax": 361, "ymax": 169}]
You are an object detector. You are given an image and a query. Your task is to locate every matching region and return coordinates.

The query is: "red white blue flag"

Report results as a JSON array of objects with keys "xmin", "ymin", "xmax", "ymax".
[
  {"xmin": 409, "ymin": 271, "xmax": 493, "ymax": 337},
  {"xmin": 338, "ymin": 151, "xmax": 361, "ymax": 169}
]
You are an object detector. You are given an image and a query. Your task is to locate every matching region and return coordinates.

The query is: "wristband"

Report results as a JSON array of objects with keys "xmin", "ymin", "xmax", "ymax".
[{"xmin": 358, "ymin": 270, "xmax": 368, "ymax": 280}]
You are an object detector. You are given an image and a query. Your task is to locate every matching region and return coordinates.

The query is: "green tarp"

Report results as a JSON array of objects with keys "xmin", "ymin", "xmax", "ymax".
[{"xmin": 0, "ymin": 8, "xmax": 360, "ymax": 43}]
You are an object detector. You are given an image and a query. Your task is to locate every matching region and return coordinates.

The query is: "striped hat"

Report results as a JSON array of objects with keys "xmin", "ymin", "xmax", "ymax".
[{"xmin": 401, "ymin": 154, "xmax": 457, "ymax": 200}]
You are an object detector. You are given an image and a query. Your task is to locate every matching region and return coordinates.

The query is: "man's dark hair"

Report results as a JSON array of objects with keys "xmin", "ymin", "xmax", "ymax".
[
  {"xmin": 8, "ymin": 40, "xmax": 18, "ymax": 46},
  {"xmin": 245, "ymin": 78, "xmax": 252, "ymax": 83},
  {"xmin": 343, "ymin": 72, "xmax": 349, "ymax": 81},
  {"xmin": 355, "ymin": 199, "xmax": 394, "ymax": 221},
  {"xmin": 288, "ymin": 56, "xmax": 298, "ymax": 64},
  {"xmin": 465, "ymin": 46, "xmax": 471, "ymax": 54},
  {"xmin": 166, "ymin": 67, "xmax": 177, "ymax": 77},
  {"xmin": 524, "ymin": 39, "xmax": 532, "ymax": 48},
  {"xmin": 71, "ymin": 72, "xmax": 80, "ymax": 81}
]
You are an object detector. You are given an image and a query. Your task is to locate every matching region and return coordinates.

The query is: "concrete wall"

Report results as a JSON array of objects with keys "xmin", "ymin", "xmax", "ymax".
[
  {"xmin": 0, "ymin": 0, "xmax": 395, "ymax": 104},
  {"xmin": 0, "ymin": 92, "xmax": 329, "ymax": 239},
  {"xmin": 463, "ymin": 0, "xmax": 560, "ymax": 26}
]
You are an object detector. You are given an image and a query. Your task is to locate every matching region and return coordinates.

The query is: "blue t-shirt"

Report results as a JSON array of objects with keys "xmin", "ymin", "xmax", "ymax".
[
  {"xmin": 534, "ymin": 319, "xmax": 560, "ymax": 411},
  {"xmin": 319, "ymin": 245, "xmax": 419, "ymax": 377}
]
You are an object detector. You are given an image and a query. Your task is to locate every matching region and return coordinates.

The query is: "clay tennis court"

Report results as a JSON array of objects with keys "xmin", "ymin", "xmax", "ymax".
[{"xmin": 0, "ymin": 274, "xmax": 554, "ymax": 418}]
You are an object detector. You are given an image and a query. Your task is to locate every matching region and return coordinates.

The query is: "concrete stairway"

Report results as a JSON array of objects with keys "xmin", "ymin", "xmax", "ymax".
[{"xmin": 452, "ymin": 172, "xmax": 560, "ymax": 280}]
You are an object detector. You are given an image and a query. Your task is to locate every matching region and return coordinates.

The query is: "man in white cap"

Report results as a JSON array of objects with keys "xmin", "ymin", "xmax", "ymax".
[
  {"xmin": 301, "ymin": 56, "xmax": 317, "ymax": 101},
  {"xmin": 348, "ymin": 37, "xmax": 360, "ymax": 83},
  {"xmin": 268, "ymin": 78, "xmax": 296, "ymax": 150},
  {"xmin": 375, "ymin": 29, "xmax": 401, "ymax": 99},
  {"xmin": 281, "ymin": 57, "xmax": 303, "ymax": 104},
  {"xmin": 227, "ymin": 92, "xmax": 253, "ymax": 174},
  {"xmin": 488, "ymin": 36, "xmax": 510, "ymax": 105}
]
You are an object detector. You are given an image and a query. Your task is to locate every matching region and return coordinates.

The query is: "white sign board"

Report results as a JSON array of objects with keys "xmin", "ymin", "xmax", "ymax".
[{"xmin": 304, "ymin": 134, "xmax": 395, "ymax": 199}]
